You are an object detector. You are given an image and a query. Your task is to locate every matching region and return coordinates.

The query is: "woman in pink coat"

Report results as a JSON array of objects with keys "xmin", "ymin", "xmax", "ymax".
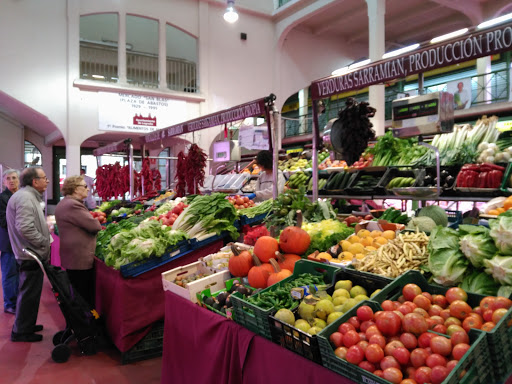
[{"xmin": 55, "ymin": 176, "xmax": 102, "ymax": 307}]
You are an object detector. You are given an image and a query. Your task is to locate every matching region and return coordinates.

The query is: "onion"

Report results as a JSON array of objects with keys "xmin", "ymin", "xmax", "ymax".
[
  {"xmin": 477, "ymin": 142, "xmax": 489, "ymax": 152},
  {"xmin": 495, "ymin": 152, "xmax": 504, "ymax": 163},
  {"xmin": 502, "ymin": 152, "xmax": 511, "ymax": 162},
  {"xmin": 485, "ymin": 156, "xmax": 495, "ymax": 164}
]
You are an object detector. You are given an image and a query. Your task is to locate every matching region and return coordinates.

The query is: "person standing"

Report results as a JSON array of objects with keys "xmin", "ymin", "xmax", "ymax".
[
  {"xmin": 0, "ymin": 169, "xmax": 20, "ymax": 315},
  {"xmin": 80, "ymin": 168, "xmax": 96, "ymax": 210},
  {"xmin": 249, "ymin": 150, "xmax": 285, "ymax": 202},
  {"xmin": 6, "ymin": 166, "xmax": 50, "ymax": 342},
  {"xmin": 55, "ymin": 176, "xmax": 102, "ymax": 307}
]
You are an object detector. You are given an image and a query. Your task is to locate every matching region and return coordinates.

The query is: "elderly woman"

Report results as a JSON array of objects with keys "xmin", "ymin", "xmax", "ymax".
[{"xmin": 55, "ymin": 175, "xmax": 102, "ymax": 307}]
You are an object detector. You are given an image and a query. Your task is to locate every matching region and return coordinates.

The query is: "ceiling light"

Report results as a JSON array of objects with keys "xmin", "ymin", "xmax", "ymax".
[
  {"xmin": 477, "ymin": 12, "xmax": 512, "ymax": 29},
  {"xmin": 92, "ymin": 75, "xmax": 105, "ymax": 79},
  {"xmin": 331, "ymin": 66, "xmax": 349, "ymax": 76},
  {"xmin": 349, "ymin": 59, "xmax": 371, "ymax": 69},
  {"xmin": 224, "ymin": 1, "xmax": 239, "ymax": 23},
  {"xmin": 382, "ymin": 43, "xmax": 420, "ymax": 59},
  {"xmin": 430, "ymin": 28, "xmax": 468, "ymax": 44}
]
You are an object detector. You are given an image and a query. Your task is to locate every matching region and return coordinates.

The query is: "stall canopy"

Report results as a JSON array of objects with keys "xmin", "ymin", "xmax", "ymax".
[{"xmin": 309, "ymin": 21, "xmax": 512, "ymax": 200}]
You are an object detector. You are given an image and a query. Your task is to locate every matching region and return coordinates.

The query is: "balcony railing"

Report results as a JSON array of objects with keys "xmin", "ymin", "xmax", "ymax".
[{"xmin": 80, "ymin": 42, "xmax": 198, "ymax": 93}]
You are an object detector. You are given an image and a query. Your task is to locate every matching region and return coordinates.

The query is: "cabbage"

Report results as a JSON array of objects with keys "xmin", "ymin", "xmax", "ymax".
[
  {"xmin": 497, "ymin": 285, "xmax": 512, "ymax": 298},
  {"xmin": 483, "ymin": 255, "xmax": 512, "ymax": 286},
  {"xmin": 428, "ymin": 227, "xmax": 469, "ymax": 286},
  {"xmin": 489, "ymin": 214, "xmax": 512, "ymax": 255},
  {"xmin": 460, "ymin": 270, "xmax": 499, "ymax": 296},
  {"xmin": 458, "ymin": 225, "xmax": 498, "ymax": 268}
]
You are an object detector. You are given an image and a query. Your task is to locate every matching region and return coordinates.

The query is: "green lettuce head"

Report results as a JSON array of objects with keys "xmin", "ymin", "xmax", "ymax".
[
  {"xmin": 489, "ymin": 213, "xmax": 512, "ymax": 255},
  {"xmin": 460, "ymin": 270, "xmax": 499, "ymax": 296},
  {"xmin": 483, "ymin": 255, "xmax": 512, "ymax": 286},
  {"xmin": 458, "ymin": 225, "xmax": 498, "ymax": 268}
]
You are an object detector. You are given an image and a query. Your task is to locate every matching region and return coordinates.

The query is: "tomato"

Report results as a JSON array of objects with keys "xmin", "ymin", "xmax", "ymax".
[
  {"xmin": 343, "ymin": 330, "xmax": 360, "ymax": 348},
  {"xmin": 400, "ymin": 332, "xmax": 418, "ymax": 349},
  {"xmin": 398, "ymin": 295, "xmax": 406, "ymax": 304},
  {"xmin": 462, "ymin": 316, "xmax": 483, "ymax": 332},
  {"xmin": 365, "ymin": 325, "xmax": 382, "ymax": 339},
  {"xmin": 483, "ymin": 309, "xmax": 494, "ymax": 322},
  {"xmin": 347, "ymin": 316, "xmax": 361, "ymax": 330},
  {"xmin": 393, "ymin": 310, "xmax": 405, "ymax": 320},
  {"xmin": 357, "ymin": 305, "xmax": 374, "ymax": 322},
  {"xmin": 428, "ymin": 304, "xmax": 443, "ymax": 317},
  {"xmin": 401, "ymin": 379, "xmax": 417, "ymax": 384},
  {"xmin": 432, "ymin": 324, "xmax": 447, "ymax": 334},
  {"xmin": 373, "ymin": 369, "xmax": 383, "ymax": 378},
  {"xmin": 360, "ymin": 320, "xmax": 376, "ymax": 333},
  {"xmin": 382, "ymin": 367, "xmax": 403, "ymax": 383},
  {"xmin": 426, "ymin": 353, "xmax": 447, "ymax": 368},
  {"xmin": 445, "ymin": 287, "xmax": 468, "ymax": 303},
  {"xmin": 365, "ymin": 343, "xmax": 385, "ymax": 363},
  {"xmin": 444, "ymin": 317, "xmax": 462, "ymax": 327},
  {"xmin": 243, "ymin": 196, "xmax": 249, "ymax": 203},
  {"xmin": 235, "ymin": 197, "xmax": 244, "ymax": 205},
  {"xmin": 368, "ymin": 334, "xmax": 386, "ymax": 348},
  {"xmin": 430, "ymin": 315, "xmax": 444, "ymax": 326},
  {"xmin": 403, "ymin": 313, "xmax": 429, "ymax": 336},
  {"xmin": 430, "ymin": 336, "xmax": 452, "ymax": 356},
  {"xmin": 414, "ymin": 294, "xmax": 432, "ymax": 311},
  {"xmin": 380, "ymin": 355, "xmax": 401, "ymax": 370},
  {"xmin": 446, "ymin": 359, "xmax": 458, "ymax": 372},
  {"xmin": 403, "ymin": 284, "xmax": 423, "ymax": 302},
  {"xmin": 338, "ymin": 323, "xmax": 356, "ymax": 335},
  {"xmin": 450, "ymin": 330, "xmax": 469, "ymax": 346},
  {"xmin": 440, "ymin": 309, "xmax": 451, "ymax": 320},
  {"xmin": 356, "ymin": 340, "xmax": 369, "ymax": 353},
  {"xmin": 449, "ymin": 300, "xmax": 472, "ymax": 320},
  {"xmin": 452, "ymin": 343, "xmax": 470, "ymax": 360},
  {"xmin": 376, "ymin": 311, "xmax": 402, "ymax": 336},
  {"xmin": 374, "ymin": 311, "xmax": 384, "ymax": 320},
  {"xmin": 433, "ymin": 295, "xmax": 448, "ymax": 308},
  {"xmin": 358, "ymin": 360, "xmax": 376, "ymax": 373},
  {"xmin": 405, "ymin": 366, "xmax": 417, "ymax": 379},
  {"xmin": 479, "ymin": 296, "xmax": 496, "ymax": 311},
  {"xmin": 418, "ymin": 332, "xmax": 435, "ymax": 348},
  {"xmin": 481, "ymin": 321, "xmax": 495, "ymax": 331},
  {"xmin": 382, "ymin": 300, "xmax": 395, "ymax": 311},
  {"xmin": 384, "ymin": 340, "xmax": 405, "ymax": 356},
  {"xmin": 398, "ymin": 304, "xmax": 413, "ymax": 315},
  {"xmin": 446, "ymin": 324, "xmax": 465, "ymax": 336},
  {"xmin": 431, "ymin": 365, "xmax": 450, "ymax": 384},
  {"xmin": 345, "ymin": 345, "xmax": 365, "ymax": 365},
  {"xmin": 492, "ymin": 308, "xmax": 509, "ymax": 324},
  {"xmin": 415, "ymin": 366, "xmax": 432, "ymax": 384},
  {"xmin": 329, "ymin": 332, "xmax": 343, "ymax": 348},
  {"xmin": 492, "ymin": 296, "xmax": 512, "ymax": 311},
  {"xmin": 410, "ymin": 348, "xmax": 429, "ymax": 367},
  {"xmin": 392, "ymin": 346, "xmax": 410, "ymax": 365},
  {"xmin": 334, "ymin": 346, "xmax": 348, "ymax": 359},
  {"xmin": 358, "ymin": 332, "xmax": 367, "ymax": 342}
]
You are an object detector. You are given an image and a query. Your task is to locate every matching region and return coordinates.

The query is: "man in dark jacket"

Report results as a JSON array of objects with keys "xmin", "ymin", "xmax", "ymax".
[{"xmin": 0, "ymin": 169, "xmax": 19, "ymax": 315}]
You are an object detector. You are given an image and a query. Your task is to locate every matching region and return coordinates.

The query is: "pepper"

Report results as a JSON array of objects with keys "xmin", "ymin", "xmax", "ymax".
[
  {"xmin": 477, "ymin": 171, "xmax": 488, "ymax": 188},
  {"xmin": 459, "ymin": 170, "xmax": 479, "ymax": 188},
  {"xmin": 480, "ymin": 163, "xmax": 505, "ymax": 172},
  {"xmin": 461, "ymin": 164, "xmax": 481, "ymax": 172},
  {"xmin": 487, "ymin": 170, "xmax": 503, "ymax": 189}
]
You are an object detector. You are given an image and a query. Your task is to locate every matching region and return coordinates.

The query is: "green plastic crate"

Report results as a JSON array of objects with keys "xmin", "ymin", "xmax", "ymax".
[
  {"xmin": 121, "ymin": 321, "xmax": 164, "ymax": 365},
  {"xmin": 230, "ymin": 260, "xmax": 340, "ymax": 339},
  {"xmin": 196, "ymin": 278, "xmax": 252, "ymax": 319},
  {"xmin": 317, "ymin": 300, "xmax": 492, "ymax": 384}
]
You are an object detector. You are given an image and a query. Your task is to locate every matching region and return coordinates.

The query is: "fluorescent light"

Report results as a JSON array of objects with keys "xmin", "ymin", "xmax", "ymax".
[
  {"xmin": 477, "ymin": 12, "xmax": 512, "ymax": 29},
  {"xmin": 349, "ymin": 59, "xmax": 371, "ymax": 69},
  {"xmin": 382, "ymin": 43, "xmax": 420, "ymax": 59},
  {"xmin": 224, "ymin": 1, "xmax": 239, "ymax": 23},
  {"xmin": 430, "ymin": 28, "xmax": 468, "ymax": 44},
  {"xmin": 92, "ymin": 75, "xmax": 105, "ymax": 79},
  {"xmin": 332, "ymin": 66, "xmax": 349, "ymax": 76}
]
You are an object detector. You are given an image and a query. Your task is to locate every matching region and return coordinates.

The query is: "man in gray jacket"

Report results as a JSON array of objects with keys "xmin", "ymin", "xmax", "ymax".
[{"xmin": 6, "ymin": 166, "xmax": 50, "ymax": 342}]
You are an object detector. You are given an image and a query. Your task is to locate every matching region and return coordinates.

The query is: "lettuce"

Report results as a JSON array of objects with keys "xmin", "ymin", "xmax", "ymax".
[
  {"xmin": 302, "ymin": 219, "xmax": 354, "ymax": 254},
  {"xmin": 489, "ymin": 214, "xmax": 512, "ymax": 255},
  {"xmin": 458, "ymin": 225, "xmax": 498, "ymax": 268},
  {"xmin": 483, "ymin": 255, "xmax": 512, "ymax": 286},
  {"xmin": 497, "ymin": 285, "xmax": 512, "ymax": 298},
  {"xmin": 428, "ymin": 227, "xmax": 469, "ymax": 286},
  {"xmin": 460, "ymin": 270, "xmax": 499, "ymax": 296}
]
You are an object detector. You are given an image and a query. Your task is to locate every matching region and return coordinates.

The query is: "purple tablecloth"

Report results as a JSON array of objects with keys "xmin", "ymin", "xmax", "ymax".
[
  {"xmin": 162, "ymin": 290, "xmax": 357, "ymax": 384},
  {"xmin": 94, "ymin": 240, "xmax": 224, "ymax": 352}
]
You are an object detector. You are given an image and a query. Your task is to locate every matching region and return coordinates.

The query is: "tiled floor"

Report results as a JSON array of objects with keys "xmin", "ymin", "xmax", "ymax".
[{"xmin": 0, "ymin": 278, "xmax": 162, "ymax": 384}]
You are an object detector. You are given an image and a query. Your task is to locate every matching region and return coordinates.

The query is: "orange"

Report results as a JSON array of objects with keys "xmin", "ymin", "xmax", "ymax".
[
  {"xmin": 348, "ymin": 243, "xmax": 365, "ymax": 255},
  {"xmin": 374, "ymin": 237, "xmax": 388, "ymax": 246},
  {"xmin": 496, "ymin": 207, "xmax": 506, "ymax": 214},
  {"xmin": 355, "ymin": 253, "xmax": 365, "ymax": 260},
  {"xmin": 382, "ymin": 230, "xmax": 396, "ymax": 240},
  {"xmin": 357, "ymin": 229, "xmax": 371, "ymax": 238},
  {"xmin": 365, "ymin": 246, "xmax": 377, "ymax": 253},
  {"xmin": 503, "ymin": 200, "xmax": 512, "ymax": 210},
  {"xmin": 340, "ymin": 252, "xmax": 354, "ymax": 261},
  {"xmin": 360, "ymin": 237, "xmax": 374, "ymax": 247},
  {"xmin": 487, "ymin": 209, "xmax": 500, "ymax": 216},
  {"xmin": 341, "ymin": 240, "xmax": 352, "ymax": 252},
  {"xmin": 348, "ymin": 235, "xmax": 362, "ymax": 244},
  {"xmin": 370, "ymin": 230, "xmax": 383, "ymax": 238}
]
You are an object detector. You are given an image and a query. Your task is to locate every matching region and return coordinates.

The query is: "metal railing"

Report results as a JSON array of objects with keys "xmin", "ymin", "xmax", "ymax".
[{"xmin": 79, "ymin": 42, "xmax": 198, "ymax": 92}]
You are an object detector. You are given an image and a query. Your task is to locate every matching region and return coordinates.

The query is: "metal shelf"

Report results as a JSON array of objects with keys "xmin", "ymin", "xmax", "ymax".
[{"xmin": 318, "ymin": 194, "xmax": 495, "ymax": 202}]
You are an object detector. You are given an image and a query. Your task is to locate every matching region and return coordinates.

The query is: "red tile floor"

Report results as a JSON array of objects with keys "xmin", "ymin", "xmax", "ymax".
[{"xmin": 0, "ymin": 278, "xmax": 162, "ymax": 384}]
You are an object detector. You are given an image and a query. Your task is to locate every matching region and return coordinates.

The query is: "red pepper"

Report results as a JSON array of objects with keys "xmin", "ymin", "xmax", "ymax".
[
  {"xmin": 486, "ymin": 170, "xmax": 503, "ymax": 189},
  {"xmin": 477, "ymin": 171, "xmax": 488, "ymax": 188},
  {"xmin": 480, "ymin": 163, "xmax": 506, "ymax": 172},
  {"xmin": 461, "ymin": 164, "xmax": 481, "ymax": 172},
  {"xmin": 458, "ymin": 170, "xmax": 479, "ymax": 188}
]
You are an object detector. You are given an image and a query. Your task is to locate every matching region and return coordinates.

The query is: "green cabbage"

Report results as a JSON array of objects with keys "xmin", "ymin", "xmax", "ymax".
[
  {"xmin": 428, "ymin": 226, "xmax": 469, "ymax": 286},
  {"xmin": 483, "ymin": 255, "xmax": 512, "ymax": 286},
  {"xmin": 458, "ymin": 225, "xmax": 498, "ymax": 268},
  {"xmin": 489, "ymin": 214, "xmax": 512, "ymax": 255},
  {"xmin": 460, "ymin": 270, "xmax": 499, "ymax": 296},
  {"xmin": 497, "ymin": 285, "xmax": 512, "ymax": 298}
]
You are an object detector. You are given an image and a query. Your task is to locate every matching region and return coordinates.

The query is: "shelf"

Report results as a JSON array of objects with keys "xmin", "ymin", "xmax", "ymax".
[{"xmin": 317, "ymin": 194, "xmax": 495, "ymax": 202}]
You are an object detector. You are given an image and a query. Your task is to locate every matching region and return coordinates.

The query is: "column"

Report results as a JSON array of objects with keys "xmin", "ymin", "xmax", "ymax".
[
  {"xmin": 298, "ymin": 87, "xmax": 309, "ymax": 135},
  {"xmin": 366, "ymin": 0, "xmax": 385, "ymax": 136},
  {"xmin": 159, "ymin": 19, "xmax": 167, "ymax": 90},
  {"xmin": 476, "ymin": 56, "xmax": 492, "ymax": 104},
  {"xmin": 65, "ymin": 143, "xmax": 81, "ymax": 177},
  {"xmin": 118, "ymin": 11, "xmax": 127, "ymax": 84}
]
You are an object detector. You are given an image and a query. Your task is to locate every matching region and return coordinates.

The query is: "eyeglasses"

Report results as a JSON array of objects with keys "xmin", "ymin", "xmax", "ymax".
[
  {"xmin": 35, "ymin": 176, "xmax": 49, "ymax": 181},
  {"xmin": 78, "ymin": 184, "xmax": 89, "ymax": 188}
]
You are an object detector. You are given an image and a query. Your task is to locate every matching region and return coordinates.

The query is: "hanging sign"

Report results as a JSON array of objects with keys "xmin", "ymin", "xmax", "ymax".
[
  {"xmin": 311, "ymin": 22, "xmax": 512, "ymax": 99},
  {"xmin": 98, "ymin": 92, "xmax": 187, "ymax": 133},
  {"xmin": 238, "ymin": 124, "xmax": 270, "ymax": 151}
]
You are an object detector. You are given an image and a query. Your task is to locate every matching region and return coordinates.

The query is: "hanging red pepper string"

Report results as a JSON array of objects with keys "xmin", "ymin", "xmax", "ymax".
[
  {"xmin": 185, "ymin": 144, "xmax": 207, "ymax": 195},
  {"xmin": 175, "ymin": 151, "xmax": 187, "ymax": 197}
]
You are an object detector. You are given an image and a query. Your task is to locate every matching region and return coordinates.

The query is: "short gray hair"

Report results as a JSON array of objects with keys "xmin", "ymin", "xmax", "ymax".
[
  {"xmin": 3, "ymin": 169, "xmax": 19, "ymax": 180},
  {"xmin": 20, "ymin": 166, "xmax": 43, "ymax": 187}
]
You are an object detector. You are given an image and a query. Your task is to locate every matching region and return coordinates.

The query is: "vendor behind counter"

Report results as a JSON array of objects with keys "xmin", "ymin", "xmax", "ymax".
[{"xmin": 250, "ymin": 150, "xmax": 285, "ymax": 202}]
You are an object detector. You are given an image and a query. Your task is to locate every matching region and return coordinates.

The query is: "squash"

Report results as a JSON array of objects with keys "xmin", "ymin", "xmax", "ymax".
[
  {"xmin": 267, "ymin": 259, "xmax": 292, "ymax": 287},
  {"xmin": 228, "ymin": 244, "xmax": 253, "ymax": 277},
  {"xmin": 253, "ymin": 236, "xmax": 279, "ymax": 263},
  {"xmin": 276, "ymin": 252, "xmax": 301, "ymax": 272},
  {"xmin": 247, "ymin": 253, "xmax": 273, "ymax": 289},
  {"xmin": 279, "ymin": 210, "xmax": 311, "ymax": 255}
]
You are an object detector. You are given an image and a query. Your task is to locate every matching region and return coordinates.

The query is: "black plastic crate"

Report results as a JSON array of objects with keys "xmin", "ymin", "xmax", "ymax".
[
  {"xmin": 345, "ymin": 169, "xmax": 386, "ymax": 196},
  {"xmin": 121, "ymin": 321, "xmax": 164, "ymax": 364}
]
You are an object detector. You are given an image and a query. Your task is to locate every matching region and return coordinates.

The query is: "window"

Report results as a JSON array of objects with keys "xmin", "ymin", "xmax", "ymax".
[
  {"xmin": 166, "ymin": 24, "xmax": 198, "ymax": 92},
  {"xmin": 126, "ymin": 15, "xmax": 159, "ymax": 88},
  {"xmin": 24, "ymin": 141, "xmax": 42, "ymax": 167}
]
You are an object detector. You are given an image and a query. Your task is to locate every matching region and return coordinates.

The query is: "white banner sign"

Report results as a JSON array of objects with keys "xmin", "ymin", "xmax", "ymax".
[
  {"xmin": 238, "ymin": 124, "xmax": 269, "ymax": 150},
  {"xmin": 98, "ymin": 92, "xmax": 187, "ymax": 133}
]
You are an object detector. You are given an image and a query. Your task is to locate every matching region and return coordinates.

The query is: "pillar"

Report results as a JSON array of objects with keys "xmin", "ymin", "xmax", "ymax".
[
  {"xmin": 65, "ymin": 143, "xmax": 82, "ymax": 177},
  {"xmin": 118, "ymin": 11, "xmax": 127, "ymax": 84},
  {"xmin": 159, "ymin": 18, "xmax": 167, "ymax": 90},
  {"xmin": 476, "ymin": 56, "xmax": 492, "ymax": 104},
  {"xmin": 298, "ymin": 87, "xmax": 309, "ymax": 135},
  {"xmin": 366, "ymin": 0, "xmax": 385, "ymax": 136}
]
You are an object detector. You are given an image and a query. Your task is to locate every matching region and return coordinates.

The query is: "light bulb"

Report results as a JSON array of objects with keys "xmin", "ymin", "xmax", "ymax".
[{"xmin": 224, "ymin": 6, "xmax": 239, "ymax": 23}]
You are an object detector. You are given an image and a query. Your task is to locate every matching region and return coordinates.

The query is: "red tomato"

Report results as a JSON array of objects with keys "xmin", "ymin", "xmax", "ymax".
[
  {"xmin": 393, "ymin": 310, "xmax": 405, "ymax": 320},
  {"xmin": 473, "ymin": 306, "xmax": 483, "ymax": 316},
  {"xmin": 373, "ymin": 369, "xmax": 383, "ymax": 378},
  {"xmin": 338, "ymin": 323, "xmax": 356, "ymax": 335},
  {"xmin": 358, "ymin": 332, "xmax": 367, "ymax": 342},
  {"xmin": 481, "ymin": 322, "xmax": 495, "ymax": 331},
  {"xmin": 433, "ymin": 295, "xmax": 448, "ymax": 308},
  {"xmin": 403, "ymin": 284, "xmax": 423, "ymax": 302},
  {"xmin": 365, "ymin": 325, "xmax": 382, "ymax": 339},
  {"xmin": 452, "ymin": 343, "xmax": 470, "ymax": 360},
  {"xmin": 380, "ymin": 355, "xmax": 401, "ymax": 370},
  {"xmin": 428, "ymin": 304, "xmax": 443, "ymax": 317},
  {"xmin": 405, "ymin": 366, "xmax": 417, "ymax": 379},
  {"xmin": 450, "ymin": 330, "xmax": 469, "ymax": 346},
  {"xmin": 365, "ymin": 343, "xmax": 385, "ymax": 363},
  {"xmin": 430, "ymin": 315, "xmax": 444, "ymax": 326},
  {"xmin": 462, "ymin": 316, "xmax": 483, "ymax": 332},
  {"xmin": 243, "ymin": 196, "xmax": 249, "ymax": 203},
  {"xmin": 413, "ymin": 308, "xmax": 430, "ymax": 319},
  {"xmin": 345, "ymin": 345, "xmax": 365, "ymax": 365},
  {"xmin": 444, "ymin": 317, "xmax": 462, "ymax": 327},
  {"xmin": 431, "ymin": 365, "xmax": 450, "ymax": 384},
  {"xmin": 334, "ymin": 346, "xmax": 348, "ymax": 359},
  {"xmin": 235, "ymin": 197, "xmax": 244, "ymax": 205},
  {"xmin": 413, "ymin": 294, "xmax": 432, "ymax": 311},
  {"xmin": 398, "ymin": 304, "xmax": 413, "ymax": 316},
  {"xmin": 368, "ymin": 334, "xmax": 386, "ymax": 348},
  {"xmin": 430, "ymin": 336, "xmax": 452, "ymax": 356},
  {"xmin": 418, "ymin": 332, "xmax": 435, "ymax": 349},
  {"xmin": 440, "ymin": 309, "xmax": 451, "ymax": 320},
  {"xmin": 382, "ymin": 367, "xmax": 403, "ymax": 383},
  {"xmin": 374, "ymin": 311, "xmax": 384, "ymax": 320},
  {"xmin": 384, "ymin": 340, "xmax": 405, "ymax": 356},
  {"xmin": 492, "ymin": 296, "xmax": 512, "ymax": 311},
  {"xmin": 426, "ymin": 353, "xmax": 447, "ymax": 368},
  {"xmin": 392, "ymin": 346, "xmax": 410, "ymax": 365},
  {"xmin": 382, "ymin": 300, "xmax": 395, "ymax": 311},
  {"xmin": 376, "ymin": 312, "xmax": 402, "ymax": 336},
  {"xmin": 446, "ymin": 359, "xmax": 458, "ymax": 372},
  {"xmin": 401, "ymin": 379, "xmax": 417, "ymax": 384},
  {"xmin": 446, "ymin": 324, "xmax": 465, "ymax": 336},
  {"xmin": 357, "ymin": 305, "xmax": 374, "ymax": 322},
  {"xmin": 398, "ymin": 295, "xmax": 407, "ymax": 304},
  {"xmin": 492, "ymin": 308, "xmax": 509, "ymax": 324},
  {"xmin": 422, "ymin": 292, "xmax": 433, "ymax": 301},
  {"xmin": 432, "ymin": 324, "xmax": 447, "ymax": 334},
  {"xmin": 343, "ymin": 330, "xmax": 360, "ymax": 348},
  {"xmin": 483, "ymin": 309, "xmax": 494, "ymax": 322},
  {"xmin": 358, "ymin": 360, "xmax": 376, "ymax": 373},
  {"xmin": 400, "ymin": 332, "xmax": 418, "ymax": 350},
  {"xmin": 445, "ymin": 287, "xmax": 468, "ymax": 303},
  {"xmin": 347, "ymin": 316, "xmax": 361, "ymax": 330},
  {"xmin": 357, "ymin": 340, "xmax": 369, "ymax": 353},
  {"xmin": 479, "ymin": 296, "xmax": 496, "ymax": 311},
  {"xmin": 329, "ymin": 332, "xmax": 343, "ymax": 348},
  {"xmin": 410, "ymin": 348, "xmax": 429, "ymax": 367},
  {"xmin": 403, "ymin": 313, "xmax": 429, "ymax": 336},
  {"xmin": 360, "ymin": 320, "xmax": 376, "ymax": 333},
  {"xmin": 449, "ymin": 300, "xmax": 472, "ymax": 320},
  {"xmin": 415, "ymin": 366, "xmax": 432, "ymax": 384}
]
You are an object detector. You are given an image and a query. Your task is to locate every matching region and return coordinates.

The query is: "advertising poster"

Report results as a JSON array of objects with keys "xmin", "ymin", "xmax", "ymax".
[
  {"xmin": 238, "ymin": 124, "xmax": 269, "ymax": 150},
  {"xmin": 447, "ymin": 78, "xmax": 472, "ymax": 110},
  {"xmin": 98, "ymin": 92, "xmax": 187, "ymax": 133}
]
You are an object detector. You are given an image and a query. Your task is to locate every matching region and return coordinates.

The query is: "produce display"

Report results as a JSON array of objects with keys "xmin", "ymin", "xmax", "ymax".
[
  {"xmin": 456, "ymin": 163, "xmax": 504, "ymax": 189},
  {"xmin": 175, "ymin": 144, "xmax": 208, "ymax": 197},
  {"xmin": 386, "ymin": 177, "xmax": 415, "ymax": 189},
  {"xmin": 307, "ymin": 177, "xmax": 328, "ymax": 192},
  {"xmin": 325, "ymin": 171, "xmax": 353, "ymax": 191},
  {"xmin": 227, "ymin": 194, "xmax": 256, "ymax": 209},
  {"xmin": 201, "ymin": 281, "xmax": 255, "ymax": 315},
  {"xmin": 286, "ymin": 171, "xmax": 310, "ymax": 189},
  {"xmin": 278, "ymin": 150, "xmax": 330, "ymax": 171},
  {"xmin": 366, "ymin": 132, "xmax": 427, "ymax": 167}
]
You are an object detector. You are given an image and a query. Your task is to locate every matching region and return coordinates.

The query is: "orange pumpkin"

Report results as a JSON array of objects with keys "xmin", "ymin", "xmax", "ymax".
[
  {"xmin": 276, "ymin": 252, "xmax": 301, "ymax": 272},
  {"xmin": 267, "ymin": 259, "xmax": 292, "ymax": 287},
  {"xmin": 228, "ymin": 244, "xmax": 253, "ymax": 277},
  {"xmin": 253, "ymin": 236, "xmax": 279, "ymax": 263},
  {"xmin": 247, "ymin": 253, "xmax": 273, "ymax": 289},
  {"xmin": 279, "ymin": 211, "xmax": 311, "ymax": 255}
]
